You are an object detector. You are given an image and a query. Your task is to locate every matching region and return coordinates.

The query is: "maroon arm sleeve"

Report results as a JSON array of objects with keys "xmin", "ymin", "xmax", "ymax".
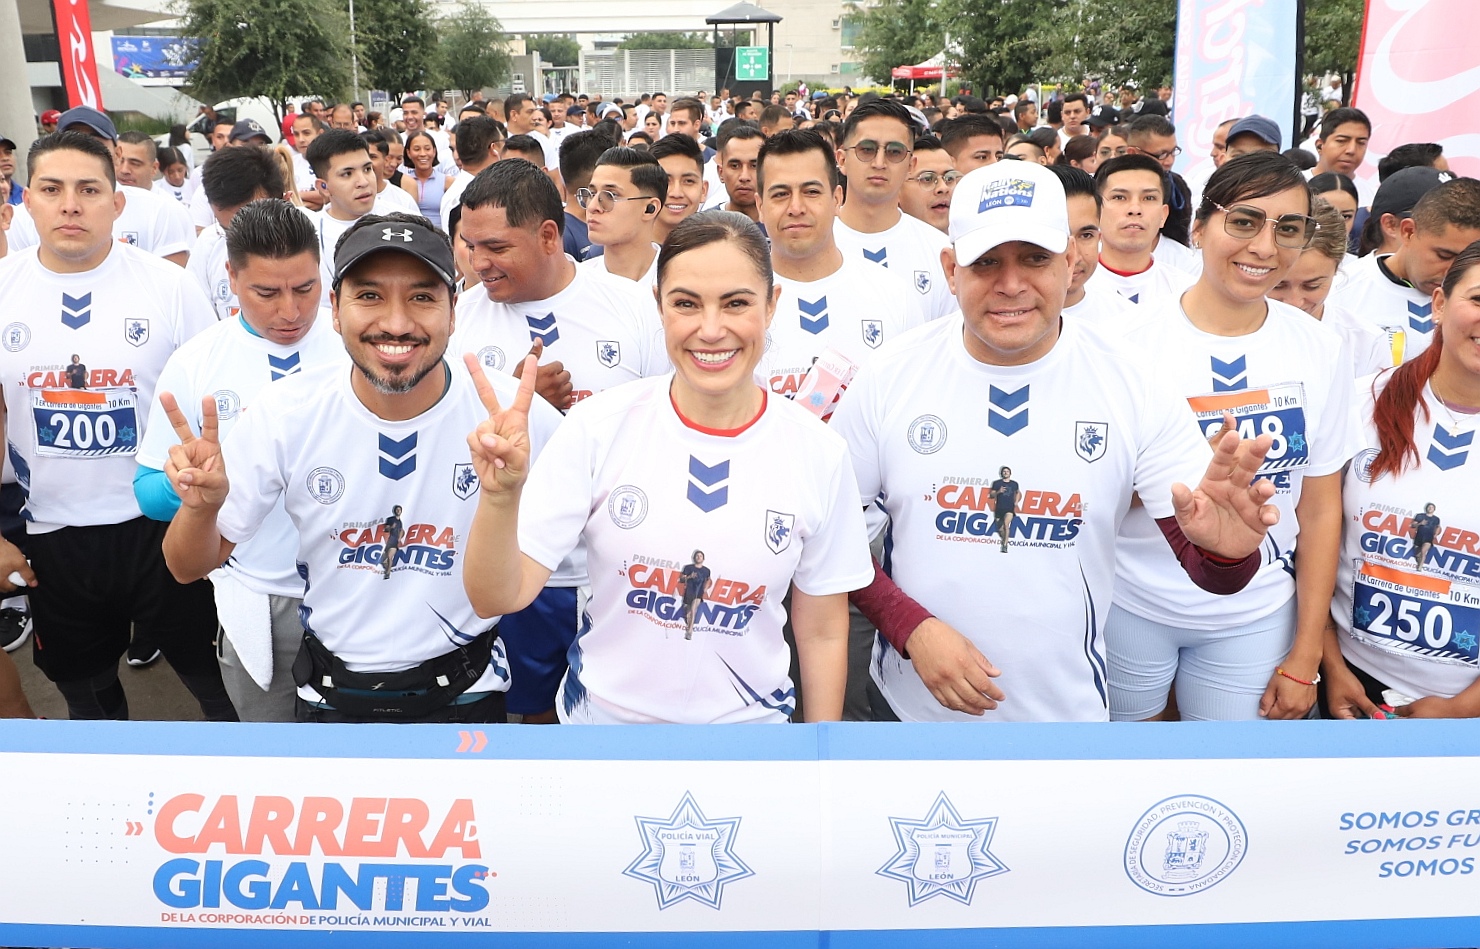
[
  {"xmin": 1155, "ymin": 516, "xmax": 1261, "ymax": 595},
  {"xmin": 848, "ymin": 557, "xmax": 932, "ymax": 657}
]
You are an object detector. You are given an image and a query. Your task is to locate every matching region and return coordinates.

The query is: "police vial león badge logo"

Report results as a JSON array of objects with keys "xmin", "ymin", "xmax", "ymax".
[
  {"xmin": 624, "ymin": 792, "xmax": 753, "ymax": 910},
  {"xmin": 1124, "ymin": 794, "xmax": 1247, "ymax": 896}
]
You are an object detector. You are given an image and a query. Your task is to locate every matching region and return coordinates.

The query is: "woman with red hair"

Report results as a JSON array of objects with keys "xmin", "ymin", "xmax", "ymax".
[{"xmin": 1323, "ymin": 241, "xmax": 1480, "ymax": 718}]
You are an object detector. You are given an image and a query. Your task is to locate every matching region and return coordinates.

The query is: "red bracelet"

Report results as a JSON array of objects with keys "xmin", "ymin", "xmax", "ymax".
[{"xmin": 1276, "ymin": 667, "xmax": 1320, "ymax": 686}]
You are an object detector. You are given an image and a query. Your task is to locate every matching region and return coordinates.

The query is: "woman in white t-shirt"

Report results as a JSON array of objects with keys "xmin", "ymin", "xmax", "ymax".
[
  {"xmin": 1323, "ymin": 242, "xmax": 1480, "ymax": 719},
  {"xmin": 1269, "ymin": 196, "xmax": 1394, "ymax": 375},
  {"xmin": 460, "ymin": 211, "xmax": 873, "ymax": 724},
  {"xmin": 1108, "ymin": 152, "xmax": 1359, "ymax": 721}
]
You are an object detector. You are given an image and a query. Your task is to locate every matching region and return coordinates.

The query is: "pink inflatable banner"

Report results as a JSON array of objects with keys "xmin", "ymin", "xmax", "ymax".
[{"xmin": 1354, "ymin": 0, "xmax": 1480, "ymax": 184}]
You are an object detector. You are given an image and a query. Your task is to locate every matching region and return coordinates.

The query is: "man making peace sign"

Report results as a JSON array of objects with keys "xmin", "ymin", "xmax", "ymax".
[{"xmin": 163, "ymin": 212, "xmax": 563, "ymax": 723}]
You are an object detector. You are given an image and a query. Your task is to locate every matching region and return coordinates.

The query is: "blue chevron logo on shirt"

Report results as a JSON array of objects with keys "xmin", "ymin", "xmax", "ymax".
[
  {"xmin": 863, "ymin": 247, "xmax": 888, "ymax": 267},
  {"xmin": 1427, "ymin": 424, "xmax": 1473, "ymax": 471},
  {"xmin": 268, "ymin": 352, "xmax": 301, "ymax": 380},
  {"xmin": 1408, "ymin": 300, "xmax": 1434, "ymax": 333},
  {"xmin": 1211, "ymin": 355, "xmax": 1248, "ymax": 392},
  {"xmin": 687, "ymin": 455, "xmax": 730, "ymax": 512},
  {"xmin": 61, "ymin": 292, "xmax": 91, "ymax": 330},
  {"xmin": 798, "ymin": 296, "xmax": 829, "ymax": 334},
  {"xmin": 526, "ymin": 312, "xmax": 560, "ymax": 346},
  {"xmin": 378, "ymin": 432, "xmax": 418, "ymax": 480},
  {"xmin": 987, "ymin": 385, "xmax": 1029, "ymax": 436}
]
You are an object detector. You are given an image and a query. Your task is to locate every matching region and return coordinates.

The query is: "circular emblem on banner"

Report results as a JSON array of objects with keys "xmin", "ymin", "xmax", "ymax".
[
  {"xmin": 306, "ymin": 467, "xmax": 346, "ymax": 505},
  {"xmin": 212, "ymin": 389, "xmax": 241, "ymax": 421},
  {"xmin": 477, "ymin": 345, "xmax": 506, "ymax": 372},
  {"xmin": 1353, "ymin": 448, "xmax": 1381, "ymax": 483},
  {"xmin": 1124, "ymin": 795, "xmax": 1247, "ymax": 896},
  {"xmin": 907, "ymin": 415, "xmax": 947, "ymax": 454},
  {"xmin": 608, "ymin": 485, "xmax": 649, "ymax": 529},
  {"xmin": 2, "ymin": 323, "xmax": 30, "ymax": 353}
]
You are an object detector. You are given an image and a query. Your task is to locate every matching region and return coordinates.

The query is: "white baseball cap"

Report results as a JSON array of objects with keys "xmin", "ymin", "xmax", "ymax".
[{"xmin": 948, "ymin": 160, "xmax": 1069, "ymax": 265}]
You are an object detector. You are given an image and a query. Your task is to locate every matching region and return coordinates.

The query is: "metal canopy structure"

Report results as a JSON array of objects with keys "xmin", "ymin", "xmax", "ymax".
[{"xmin": 707, "ymin": 1, "xmax": 781, "ymax": 95}]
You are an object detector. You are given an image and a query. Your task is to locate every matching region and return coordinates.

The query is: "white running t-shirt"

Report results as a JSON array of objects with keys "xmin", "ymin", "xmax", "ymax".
[
  {"xmin": 518, "ymin": 376, "xmax": 873, "ymax": 724},
  {"xmin": 450, "ymin": 262, "xmax": 668, "ymax": 405},
  {"xmin": 216, "ymin": 361, "xmax": 563, "ymax": 697},
  {"xmin": 1325, "ymin": 252, "xmax": 1434, "ymax": 364},
  {"xmin": 0, "ymin": 243, "xmax": 215, "ymax": 531},
  {"xmin": 10, "ymin": 185, "xmax": 195, "ymax": 259},
  {"xmin": 833, "ymin": 215, "xmax": 956, "ymax": 321},
  {"xmin": 829, "ymin": 314, "xmax": 1212, "ymax": 723},
  {"xmin": 1083, "ymin": 257, "xmax": 1195, "ymax": 307},
  {"xmin": 1113, "ymin": 298, "xmax": 1361, "ymax": 628},
  {"xmin": 138, "ymin": 315, "xmax": 347, "ymax": 597},
  {"xmin": 1335, "ymin": 375, "xmax": 1480, "ymax": 700}
]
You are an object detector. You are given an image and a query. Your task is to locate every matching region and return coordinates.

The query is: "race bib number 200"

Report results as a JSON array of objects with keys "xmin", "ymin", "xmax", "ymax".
[
  {"xmin": 1351, "ymin": 560, "xmax": 1480, "ymax": 667},
  {"xmin": 30, "ymin": 387, "xmax": 140, "ymax": 458},
  {"xmin": 1188, "ymin": 381, "xmax": 1309, "ymax": 478}
]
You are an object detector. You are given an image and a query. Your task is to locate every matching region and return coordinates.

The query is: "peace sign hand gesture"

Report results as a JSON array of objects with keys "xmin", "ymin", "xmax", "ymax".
[
  {"xmin": 1172, "ymin": 427, "xmax": 1280, "ymax": 559},
  {"xmin": 160, "ymin": 392, "xmax": 229, "ymax": 511},
  {"xmin": 465, "ymin": 353, "xmax": 539, "ymax": 500}
]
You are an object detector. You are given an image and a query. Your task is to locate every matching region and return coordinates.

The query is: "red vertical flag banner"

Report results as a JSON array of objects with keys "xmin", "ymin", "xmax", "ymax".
[
  {"xmin": 1354, "ymin": 0, "xmax": 1480, "ymax": 185},
  {"xmin": 51, "ymin": 0, "xmax": 104, "ymax": 110}
]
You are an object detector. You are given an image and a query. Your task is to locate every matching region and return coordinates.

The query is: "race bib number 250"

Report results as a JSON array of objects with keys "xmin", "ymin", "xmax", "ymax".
[
  {"xmin": 30, "ymin": 387, "xmax": 140, "ymax": 458},
  {"xmin": 1351, "ymin": 560, "xmax": 1480, "ymax": 667}
]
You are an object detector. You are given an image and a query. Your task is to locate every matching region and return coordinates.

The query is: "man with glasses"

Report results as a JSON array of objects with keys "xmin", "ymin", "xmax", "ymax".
[
  {"xmin": 834, "ymin": 99, "xmax": 955, "ymax": 320},
  {"xmin": 899, "ymin": 138, "xmax": 959, "ymax": 234},
  {"xmin": 1124, "ymin": 115, "xmax": 1193, "ymax": 246},
  {"xmin": 1085, "ymin": 155, "xmax": 1194, "ymax": 307},
  {"xmin": 578, "ymin": 146, "xmax": 666, "ymax": 289}
]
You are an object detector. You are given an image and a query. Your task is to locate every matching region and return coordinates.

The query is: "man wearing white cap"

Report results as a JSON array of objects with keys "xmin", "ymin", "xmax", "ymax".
[{"xmin": 830, "ymin": 159, "xmax": 1283, "ymax": 723}]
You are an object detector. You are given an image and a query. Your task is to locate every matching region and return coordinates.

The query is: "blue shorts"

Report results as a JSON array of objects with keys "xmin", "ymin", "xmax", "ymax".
[{"xmin": 500, "ymin": 586, "xmax": 580, "ymax": 715}]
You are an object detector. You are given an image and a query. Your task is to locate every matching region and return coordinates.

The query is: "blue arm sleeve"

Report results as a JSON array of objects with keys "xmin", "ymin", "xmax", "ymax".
[{"xmin": 134, "ymin": 465, "xmax": 181, "ymax": 521}]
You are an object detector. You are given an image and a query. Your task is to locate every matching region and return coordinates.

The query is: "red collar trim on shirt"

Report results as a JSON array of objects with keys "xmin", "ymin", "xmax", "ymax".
[
  {"xmin": 670, "ymin": 387, "xmax": 768, "ymax": 437},
  {"xmin": 1098, "ymin": 256, "xmax": 1155, "ymax": 278}
]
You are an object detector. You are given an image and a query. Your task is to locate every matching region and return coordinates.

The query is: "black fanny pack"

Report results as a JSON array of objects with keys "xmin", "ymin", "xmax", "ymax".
[{"xmin": 292, "ymin": 628, "xmax": 495, "ymax": 720}]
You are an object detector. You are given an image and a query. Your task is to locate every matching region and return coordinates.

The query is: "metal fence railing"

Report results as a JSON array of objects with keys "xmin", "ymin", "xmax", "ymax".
[{"xmin": 579, "ymin": 49, "xmax": 715, "ymax": 99}]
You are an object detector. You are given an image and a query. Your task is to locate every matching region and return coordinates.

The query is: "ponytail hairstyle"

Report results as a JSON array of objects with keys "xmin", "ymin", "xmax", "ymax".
[{"xmin": 1368, "ymin": 239, "xmax": 1480, "ymax": 478}]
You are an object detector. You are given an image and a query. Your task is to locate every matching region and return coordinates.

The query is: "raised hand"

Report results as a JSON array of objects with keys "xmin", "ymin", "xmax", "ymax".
[
  {"xmin": 1173, "ymin": 428, "xmax": 1280, "ymax": 560},
  {"xmin": 511, "ymin": 338, "xmax": 574, "ymax": 410},
  {"xmin": 465, "ymin": 352, "xmax": 538, "ymax": 498},
  {"xmin": 161, "ymin": 392, "xmax": 229, "ymax": 510}
]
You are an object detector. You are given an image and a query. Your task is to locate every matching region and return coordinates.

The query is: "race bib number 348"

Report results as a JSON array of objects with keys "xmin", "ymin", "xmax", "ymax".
[
  {"xmin": 1351, "ymin": 561, "xmax": 1480, "ymax": 667},
  {"xmin": 1188, "ymin": 381, "xmax": 1309, "ymax": 476},
  {"xmin": 30, "ymin": 387, "xmax": 140, "ymax": 458}
]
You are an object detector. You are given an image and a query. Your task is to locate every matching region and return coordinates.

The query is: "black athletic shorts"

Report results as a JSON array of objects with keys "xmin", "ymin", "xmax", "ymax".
[
  {"xmin": 28, "ymin": 517, "xmax": 219, "ymax": 682},
  {"xmin": 295, "ymin": 690, "xmax": 507, "ymax": 724}
]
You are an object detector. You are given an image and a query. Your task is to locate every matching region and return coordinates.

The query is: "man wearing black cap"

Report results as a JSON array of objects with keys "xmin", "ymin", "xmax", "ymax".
[
  {"xmin": 162, "ymin": 211, "xmax": 564, "ymax": 723},
  {"xmin": 9, "ymin": 108, "xmax": 194, "ymax": 265},
  {"xmin": 1328, "ymin": 173, "xmax": 1480, "ymax": 363}
]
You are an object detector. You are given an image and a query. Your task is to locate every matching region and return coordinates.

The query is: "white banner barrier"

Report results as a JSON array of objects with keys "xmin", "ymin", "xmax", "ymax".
[{"xmin": 2, "ymin": 720, "xmax": 1480, "ymax": 947}]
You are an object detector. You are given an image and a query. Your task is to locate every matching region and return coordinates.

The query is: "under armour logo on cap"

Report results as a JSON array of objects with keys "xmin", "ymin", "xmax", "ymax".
[
  {"xmin": 333, "ymin": 215, "xmax": 458, "ymax": 291},
  {"xmin": 381, "ymin": 228, "xmax": 415, "ymax": 242}
]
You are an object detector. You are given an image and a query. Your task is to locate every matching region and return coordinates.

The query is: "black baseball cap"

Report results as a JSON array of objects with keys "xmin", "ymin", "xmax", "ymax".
[
  {"xmin": 230, "ymin": 118, "xmax": 273, "ymax": 144},
  {"xmin": 58, "ymin": 106, "xmax": 117, "ymax": 142},
  {"xmin": 1371, "ymin": 166, "xmax": 1455, "ymax": 221},
  {"xmin": 333, "ymin": 216, "xmax": 457, "ymax": 292},
  {"xmin": 0, "ymin": 134, "xmax": 16, "ymax": 150}
]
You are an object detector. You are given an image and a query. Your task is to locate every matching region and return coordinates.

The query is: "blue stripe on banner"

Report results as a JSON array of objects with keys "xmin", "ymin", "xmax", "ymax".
[
  {"xmin": 3, "ymin": 719, "xmax": 1480, "ymax": 762},
  {"xmin": 0, "ymin": 719, "xmax": 822, "ymax": 761},
  {"xmin": 5, "ymin": 918, "xmax": 1480, "ymax": 949}
]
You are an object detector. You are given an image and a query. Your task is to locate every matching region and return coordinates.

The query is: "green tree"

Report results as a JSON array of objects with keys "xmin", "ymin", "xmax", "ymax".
[
  {"xmin": 435, "ymin": 1, "xmax": 512, "ymax": 98},
  {"xmin": 852, "ymin": 0, "xmax": 947, "ymax": 84},
  {"xmin": 618, "ymin": 31, "xmax": 713, "ymax": 50},
  {"xmin": 525, "ymin": 33, "xmax": 581, "ymax": 67},
  {"xmin": 174, "ymin": 0, "xmax": 350, "ymax": 119},
  {"xmin": 1036, "ymin": 0, "xmax": 1174, "ymax": 90},
  {"xmin": 351, "ymin": 0, "xmax": 440, "ymax": 97},
  {"xmin": 1305, "ymin": 0, "xmax": 1364, "ymax": 104},
  {"xmin": 951, "ymin": 0, "xmax": 1057, "ymax": 97}
]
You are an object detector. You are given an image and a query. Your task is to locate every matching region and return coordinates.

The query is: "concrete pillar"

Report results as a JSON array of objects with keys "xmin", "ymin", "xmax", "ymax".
[{"xmin": 0, "ymin": 0, "xmax": 38, "ymax": 184}]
